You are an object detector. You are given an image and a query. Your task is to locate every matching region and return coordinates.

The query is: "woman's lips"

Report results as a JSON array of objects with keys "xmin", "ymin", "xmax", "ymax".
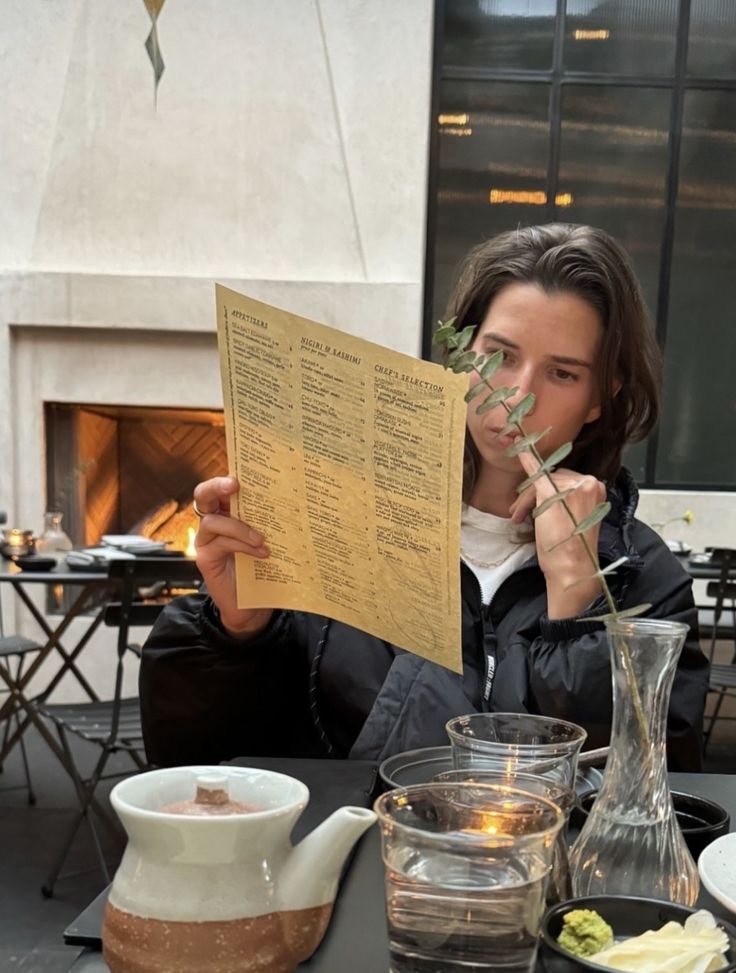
[{"xmin": 489, "ymin": 428, "xmax": 517, "ymax": 449}]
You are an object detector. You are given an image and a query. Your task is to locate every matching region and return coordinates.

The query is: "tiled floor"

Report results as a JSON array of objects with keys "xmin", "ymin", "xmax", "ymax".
[
  {"xmin": 1, "ymin": 723, "xmax": 734, "ymax": 973},
  {"xmin": 0, "ymin": 728, "xmax": 131, "ymax": 973}
]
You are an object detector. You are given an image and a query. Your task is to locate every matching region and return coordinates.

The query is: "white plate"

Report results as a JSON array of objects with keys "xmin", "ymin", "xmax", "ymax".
[
  {"xmin": 666, "ymin": 539, "xmax": 692, "ymax": 555},
  {"xmin": 102, "ymin": 534, "xmax": 163, "ymax": 548},
  {"xmin": 698, "ymin": 832, "xmax": 736, "ymax": 915}
]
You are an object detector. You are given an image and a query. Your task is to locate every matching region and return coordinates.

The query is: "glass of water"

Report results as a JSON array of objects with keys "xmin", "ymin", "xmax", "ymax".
[
  {"xmin": 433, "ymin": 769, "xmax": 576, "ymax": 905},
  {"xmin": 374, "ymin": 782, "xmax": 564, "ymax": 973},
  {"xmin": 445, "ymin": 713, "xmax": 587, "ymax": 789}
]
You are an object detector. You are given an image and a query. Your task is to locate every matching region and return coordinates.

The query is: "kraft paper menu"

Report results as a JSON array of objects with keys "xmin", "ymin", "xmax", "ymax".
[{"xmin": 216, "ymin": 284, "xmax": 468, "ymax": 672}]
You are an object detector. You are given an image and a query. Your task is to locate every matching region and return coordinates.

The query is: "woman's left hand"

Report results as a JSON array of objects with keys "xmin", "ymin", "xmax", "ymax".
[{"xmin": 509, "ymin": 450, "xmax": 607, "ymax": 619}]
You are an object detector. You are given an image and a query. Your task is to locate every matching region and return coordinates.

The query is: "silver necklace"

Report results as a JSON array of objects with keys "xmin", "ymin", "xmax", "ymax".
[{"xmin": 460, "ymin": 546, "xmax": 519, "ymax": 571}]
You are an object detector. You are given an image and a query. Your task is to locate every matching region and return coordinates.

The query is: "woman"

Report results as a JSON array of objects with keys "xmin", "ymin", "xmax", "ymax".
[{"xmin": 140, "ymin": 224, "xmax": 708, "ymax": 771}]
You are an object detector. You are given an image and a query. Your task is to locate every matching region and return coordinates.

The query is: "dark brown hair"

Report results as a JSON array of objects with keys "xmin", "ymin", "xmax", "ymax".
[{"xmin": 445, "ymin": 223, "xmax": 662, "ymax": 494}]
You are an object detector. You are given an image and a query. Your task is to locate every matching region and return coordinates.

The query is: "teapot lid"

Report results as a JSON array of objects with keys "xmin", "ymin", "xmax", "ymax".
[{"xmin": 160, "ymin": 773, "xmax": 260, "ymax": 816}]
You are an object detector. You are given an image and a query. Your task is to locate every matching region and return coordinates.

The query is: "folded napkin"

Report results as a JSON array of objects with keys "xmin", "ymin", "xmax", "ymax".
[{"xmin": 66, "ymin": 548, "xmax": 135, "ymax": 568}]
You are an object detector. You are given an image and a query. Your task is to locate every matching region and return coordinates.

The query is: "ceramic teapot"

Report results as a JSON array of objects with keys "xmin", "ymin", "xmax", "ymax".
[{"xmin": 101, "ymin": 765, "xmax": 376, "ymax": 973}]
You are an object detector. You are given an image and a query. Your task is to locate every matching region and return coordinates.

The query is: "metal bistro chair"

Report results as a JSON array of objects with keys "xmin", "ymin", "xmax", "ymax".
[
  {"xmin": 37, "ymin": 555, "xmax": 202, "ymax": 897},
  {"xmin": 0, "ymin": 509, "xmax": 41, "ymax": 803},
  {"xmin": 0, "ymin": 600, "xmax": 42, "ymax": 804},
  {"xmin": 698, "ymin": 548, "xmax": 736, "ymax": 750}
]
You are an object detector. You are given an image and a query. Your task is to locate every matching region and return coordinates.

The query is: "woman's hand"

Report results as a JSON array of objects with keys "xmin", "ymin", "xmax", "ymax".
[
  {"xmin": 193, "ymin": 476, "xmax": 274, "ymax": 638},
  {"xmin": 509, "ymin": 451, "xmax": 607, "ymax": 619}
]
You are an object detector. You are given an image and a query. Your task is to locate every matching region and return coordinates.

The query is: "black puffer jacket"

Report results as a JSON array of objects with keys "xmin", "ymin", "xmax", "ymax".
[{"xmin": 140, "ymin": 470, "xmax": 709, "ymax": 771}]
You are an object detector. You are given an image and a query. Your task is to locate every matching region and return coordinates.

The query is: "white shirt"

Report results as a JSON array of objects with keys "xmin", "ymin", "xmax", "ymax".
[{"xmin": 461, "ymin": 504, "xmax": 536, "ymax": 605}]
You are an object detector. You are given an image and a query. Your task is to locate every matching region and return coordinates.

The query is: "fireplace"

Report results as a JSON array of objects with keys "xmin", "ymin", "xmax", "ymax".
[{"xmin": 44, "ymin": 402, "xmax": 227, "ymax": 552}]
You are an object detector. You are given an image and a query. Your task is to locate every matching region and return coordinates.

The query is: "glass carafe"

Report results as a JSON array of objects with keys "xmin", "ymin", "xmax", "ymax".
[
  {"xmin": 570, "ymin": 618, "xmax": 699, "ymax": 905},
  {"xmin": 35, "ymin": 510, "xmax": 73, "ymax": 559}
]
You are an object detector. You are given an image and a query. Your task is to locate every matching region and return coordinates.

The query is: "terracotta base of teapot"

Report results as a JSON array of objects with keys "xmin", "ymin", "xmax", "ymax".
[{"xmin": 102, "ymin": 900, "xmax": 333, "ymax": 973}]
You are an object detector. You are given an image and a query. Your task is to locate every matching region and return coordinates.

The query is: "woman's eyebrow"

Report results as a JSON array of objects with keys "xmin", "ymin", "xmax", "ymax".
[
  {"xmin": 480, "ymin": 331, "xmax": 592, "ymax": 369},
  {"xmin": 479, "ymin": 331, "xmax": 518, "ymax": 349},
  {"xmin": 549, "ymin": 354, "xmax": 593, "ymax": 369}
]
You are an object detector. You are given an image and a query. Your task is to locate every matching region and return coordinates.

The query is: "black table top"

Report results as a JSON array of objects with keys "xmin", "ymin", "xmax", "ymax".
[{"xmin": 63, "ymin": 768, "xmax": 736, "ymax": 973}]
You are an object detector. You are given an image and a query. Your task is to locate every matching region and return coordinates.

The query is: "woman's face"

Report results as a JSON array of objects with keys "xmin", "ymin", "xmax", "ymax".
[{"xmin": 466, "ymin": 282, "xmax": 604, "ymax": 478}]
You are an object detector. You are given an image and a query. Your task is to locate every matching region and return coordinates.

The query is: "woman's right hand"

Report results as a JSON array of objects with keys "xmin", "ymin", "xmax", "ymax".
[{"xmin": 192, "ymin": 476, "xmax": 274, "ymax": 638}]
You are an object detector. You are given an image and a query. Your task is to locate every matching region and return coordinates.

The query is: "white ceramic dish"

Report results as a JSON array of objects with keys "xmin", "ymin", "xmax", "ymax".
[
  {"xmin": 699, "ymin": 831, "xmax": 736, "ymax": 915},
  {"xmin": 102, "ymin": 534, "xmax": 166, "ymax": 550}
]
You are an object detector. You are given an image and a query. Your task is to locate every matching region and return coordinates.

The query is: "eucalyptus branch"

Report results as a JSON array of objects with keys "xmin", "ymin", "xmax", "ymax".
[{"xmin": 434, "ymin": 319, "xmax": 651, "ymax": 751}]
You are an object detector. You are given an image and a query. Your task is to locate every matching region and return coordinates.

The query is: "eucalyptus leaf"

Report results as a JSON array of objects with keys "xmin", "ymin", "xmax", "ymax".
[
  {"xmin": 516, "ymin": 468, "xmax": 547, "ymax": 494},
  {"xmin": 433, "ymin": 323, "xmax": 456, "ymax": 344},
  {"xmin": 598, "ymin": 556, "xmax": 629, "ymax": 576},
  {"xmin": 545, "ymin": 535, "xmax": 574, "ymax": 553},
  {"xmin": 449, "ymin": 350, "xmax": 477, "ymax": 372},
  {"xmin": 531, "ymin": 486, "xmax": 577, "ymax": 518},
  {"xmin": 571, "ymin": 501, "xmax": 611, "ymax": 535},
  {"xmin": 477, "ymin": 386, "xmax": 514, "ymax": 414},
  {"xmin": 506, "ymin": 427, "xmax": 551, "ymax": 457},
  {"xmin": 541, "ymin": 442, "xmax": 573, "ymax": 472},
  {"xmin": 464, "ymin": 382, "xmax": 488, "ymax": 403},
  {"xmin": 505, "ymin": 393, "xmax": 536, "ymax": 427},
  {"xmin": 582, "ymin": 603, "xmax": 651, "ymax": 624},
  {"xmin": 480, "ymin": 350, "xmax": 505, "ymax": 380},
  {"xmin": 562, "ymin": 556, "xmax": 630, "ymax": 590},
  {"xmin": 455, "ymin": 325, "xmax": 476, "ymax": 352}
]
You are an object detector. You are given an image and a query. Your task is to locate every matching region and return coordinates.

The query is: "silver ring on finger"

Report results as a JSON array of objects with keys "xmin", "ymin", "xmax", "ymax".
[{"xmin": 192, "ymin": 498, "xmax": 209, "ymax": 519}]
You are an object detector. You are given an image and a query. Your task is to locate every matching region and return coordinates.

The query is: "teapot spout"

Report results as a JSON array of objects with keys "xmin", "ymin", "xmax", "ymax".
[{"xmin": 281, "ymin": 806, "xmax": 376, "ymax": 914}]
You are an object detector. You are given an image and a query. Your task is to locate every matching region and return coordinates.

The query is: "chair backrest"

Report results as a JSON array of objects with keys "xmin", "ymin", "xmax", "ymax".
[
  {"xmin": 704, "ymin": 549, "xmax": 736, "ymax": 658},
  {"xmin": 102, "ymin": 557, "xmax": 202, "ymax": 717},
  {"xmin": 104, "ymin": 555, "xmax": 202, "ymax": 641}
]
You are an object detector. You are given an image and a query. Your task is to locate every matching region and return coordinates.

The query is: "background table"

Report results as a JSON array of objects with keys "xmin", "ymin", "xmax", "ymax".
[
  {"xmin": 63, "ymin": 770, "xmax": 736, "ymax": 972},
  {"xmin": 0, "ymin": 563, "xmax": 117, "ymax": 771}
]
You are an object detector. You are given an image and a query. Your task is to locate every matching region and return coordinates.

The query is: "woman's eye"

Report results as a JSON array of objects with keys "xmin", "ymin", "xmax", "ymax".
[{"xmin": 552, "ymin": 368, "xmax": 578, "ymax": 383}]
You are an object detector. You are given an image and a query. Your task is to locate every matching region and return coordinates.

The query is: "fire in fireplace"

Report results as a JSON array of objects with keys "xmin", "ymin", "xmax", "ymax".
[{"xmin": 44, "ymin": 403, "xmax": 227, "ymax": 552}]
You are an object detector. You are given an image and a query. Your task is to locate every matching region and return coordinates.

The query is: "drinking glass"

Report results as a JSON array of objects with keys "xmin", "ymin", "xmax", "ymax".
[
  {"xmin": 433, "ymin": 769, "xmax": 575, "ymax": 905},
  {"xmin": 374, "ymin": 782, "xmax": 564, "ymax": 973},
  {"xmin": 445, "ymin": 713, "xmax": 587, "ymax": 789}
]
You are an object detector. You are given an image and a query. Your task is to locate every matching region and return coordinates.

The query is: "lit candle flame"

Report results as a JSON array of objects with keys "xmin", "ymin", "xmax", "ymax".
[{"xmin": 186, "ymin": 526, "xmax": 197, "ymax": 558}]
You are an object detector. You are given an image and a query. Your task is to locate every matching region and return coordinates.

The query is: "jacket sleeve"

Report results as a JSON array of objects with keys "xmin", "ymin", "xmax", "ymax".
[
  {"xmin": 139, "ymin": 594, "xmax": 322, "ymax": 766},
  {"xmin": 524, "ymin": 526, "xmax": 709, "ymax": 772}
]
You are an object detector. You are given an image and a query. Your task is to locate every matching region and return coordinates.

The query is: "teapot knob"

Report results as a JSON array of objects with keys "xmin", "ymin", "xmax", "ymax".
[{"xmin": 194, "ymin": 773, "xmax": 230, "ymax": 806}]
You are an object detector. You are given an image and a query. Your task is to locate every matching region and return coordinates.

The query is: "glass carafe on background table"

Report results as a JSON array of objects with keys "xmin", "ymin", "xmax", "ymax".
[{"xmin": 35, "ymin": 511, "xmax": 73, "ymax": 561}]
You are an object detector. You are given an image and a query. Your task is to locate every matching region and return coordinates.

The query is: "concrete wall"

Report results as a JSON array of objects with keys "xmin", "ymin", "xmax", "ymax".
[{"xmin": 0, "ymin": 0, "xmax": 434, "ymax": 699}]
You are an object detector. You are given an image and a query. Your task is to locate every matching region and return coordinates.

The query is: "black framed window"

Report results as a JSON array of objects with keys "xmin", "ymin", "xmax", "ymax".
[{"xmin": 425, "ymin": 0, "xmax": 736, "ymax": 490}]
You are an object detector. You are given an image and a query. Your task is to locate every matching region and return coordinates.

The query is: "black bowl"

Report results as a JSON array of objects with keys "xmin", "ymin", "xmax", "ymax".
[
  {"xmin": 570, "ymin": 790, "xmax": 730, "ymax": 859},
  {"xmin": 539, "ymin": 894, "xmax": 736, "ymax": 972},
  {"xmin": 15, "ymin": 554, "xmax": 56, "ymax": 572}
]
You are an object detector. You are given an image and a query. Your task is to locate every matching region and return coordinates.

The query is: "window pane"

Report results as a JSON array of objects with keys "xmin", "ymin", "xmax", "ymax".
[
  {"xmin": 443, "ymin": 0, "xmax": 556, "ymax": 72},
  {"xmin": 688, "ymin": 0, "xmax": 736, "ymax": 78},
  {"xmin": 564, "ymin": 0, "xmax": 678, "ymax": 76},
  {"xmin": 557, "ymin": 85, "xmax": 671, "ymax": 314},
  {"xmin": 431, "ymin": 81, "xmax": 551, "ymax": 344},
  {"xmin": 656, "ymin": 90, "xmax": 736, "ymax": 487},
  {"xmin": 623, "ymin": 440, "xmax": 648, "ymax": 484}
]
